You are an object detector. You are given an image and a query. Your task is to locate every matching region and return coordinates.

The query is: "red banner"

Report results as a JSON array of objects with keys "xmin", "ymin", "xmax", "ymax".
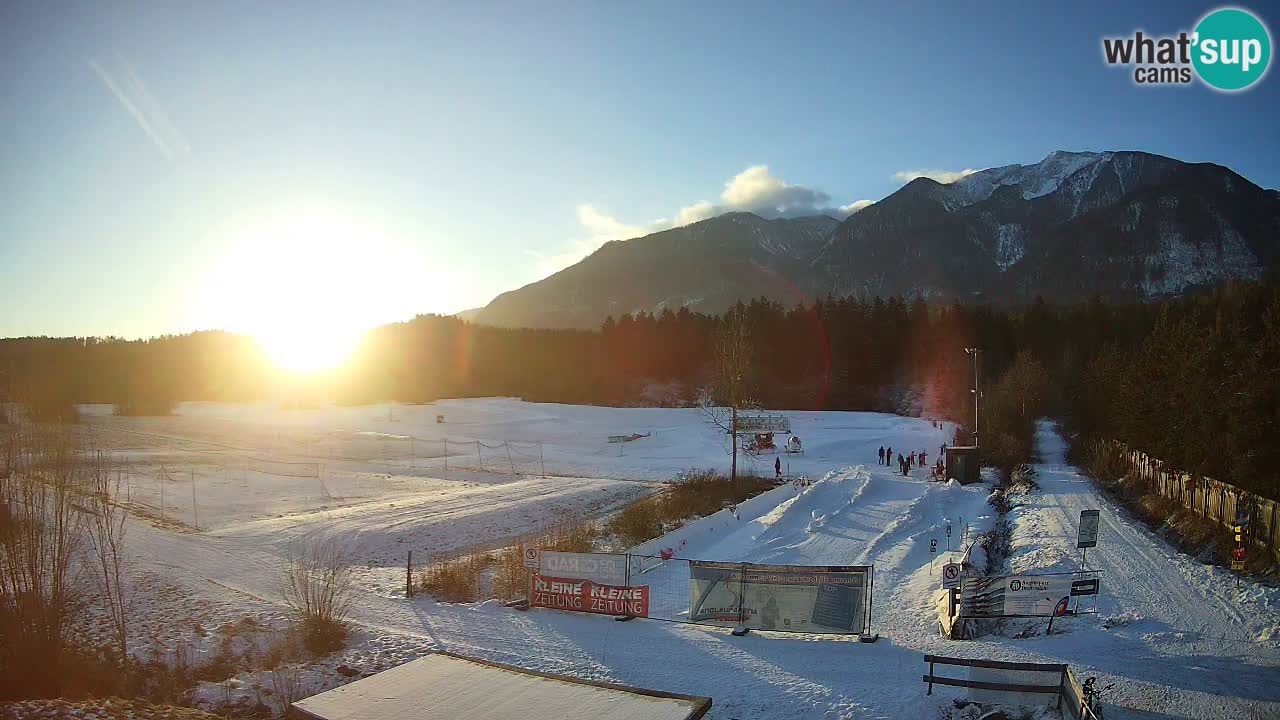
[{"xmin": 530, "ymin": 574, "xmax": 649, "ymax": 617}]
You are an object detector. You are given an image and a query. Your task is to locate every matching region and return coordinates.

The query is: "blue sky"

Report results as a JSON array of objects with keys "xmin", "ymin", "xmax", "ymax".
[{"xmin": 2, "ymin": 0, "xmax": 1278, "ymax": 339}]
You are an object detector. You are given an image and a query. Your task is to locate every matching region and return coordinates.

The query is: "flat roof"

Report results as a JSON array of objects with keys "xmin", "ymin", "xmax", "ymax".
[{"xmin": 289, "ymin": 652, "xmax": 712, "ymax": 720}]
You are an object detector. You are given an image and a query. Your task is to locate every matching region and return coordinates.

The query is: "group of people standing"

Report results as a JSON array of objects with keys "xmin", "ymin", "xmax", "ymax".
[{"xmin": 878, "ymin": 444, "xmax": 947, "ymax": 479}]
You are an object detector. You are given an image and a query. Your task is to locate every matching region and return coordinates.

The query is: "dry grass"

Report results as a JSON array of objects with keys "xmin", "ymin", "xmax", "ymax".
[
  {"xmin": 421, "ymin": 515, "xmax": 603, "ymax": 603},
  {"xmin": 608, "ymin": 469, "xmax": 773, "ymax": 547}
]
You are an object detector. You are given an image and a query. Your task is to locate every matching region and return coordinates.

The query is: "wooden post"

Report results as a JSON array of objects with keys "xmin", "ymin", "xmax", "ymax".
[
  {"xmin": 444, "ymin": 438, "xmax": 448, "ymax": 471},
  {"xmin": 191, "ymin": 468, "xmax": 198, "ymax": 530},
  {"xmin": 477, "ymin": 441, "xmax": 484, "ymax": 471},
  {"xmin": 539, "ymin": 442, "xmax": 545, "ymax": 476},
  {"xmin": 407, "ymin": 551, "xmax": 414, "ymax": 598},
  {"xmin": 506, "ymin": 443, "xmax": 515, "ymax": 474}
]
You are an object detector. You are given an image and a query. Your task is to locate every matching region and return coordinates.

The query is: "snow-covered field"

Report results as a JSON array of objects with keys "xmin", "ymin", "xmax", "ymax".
[{"xmin": 84, "ymin": 400, "xmax": 1280, "ymax": 719}]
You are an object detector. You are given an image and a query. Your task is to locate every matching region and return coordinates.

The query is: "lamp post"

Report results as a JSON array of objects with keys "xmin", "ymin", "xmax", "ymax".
[{"xmin": 964, "ymin": 347, "xmax": 981, "ymax": 447}]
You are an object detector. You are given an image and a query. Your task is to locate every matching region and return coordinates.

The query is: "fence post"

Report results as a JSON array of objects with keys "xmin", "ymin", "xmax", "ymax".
[
  {"xmin": 732, "ymin": 562, "xmax": 749, "ymax": 636},
  {"xmin": 477, "ymin": 441, "xmax": 484, "ymax": 471},
  {"xmin": 406, "ymin": 550, "xmax": 414, "ymax": 598}
]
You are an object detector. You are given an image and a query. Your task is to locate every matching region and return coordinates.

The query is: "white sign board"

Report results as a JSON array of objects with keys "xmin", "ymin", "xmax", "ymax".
[
  {"xmin": 961, "ymin": 574, "xmax": 1071, "ymax": 618},
  {"xmin": 942, "ymin": 563, "xmax": 961, "ymax": 589},
  {"xmin": 522, "ymin": 548, "xmax": 540, "ymax": 569},
  {"xmin": 1077, "ymin": 509, "xmax": 1100, "ymax": 549},
  {"xmin": 539, "ymin": 551, "xmax": 627, "ymax": 586}
]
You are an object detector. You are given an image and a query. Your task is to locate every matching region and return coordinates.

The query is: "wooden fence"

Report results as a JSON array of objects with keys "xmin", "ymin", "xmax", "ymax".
[{"xmin": 1107, "ymin": 441, "xmax": 1280, "ymax": 561}]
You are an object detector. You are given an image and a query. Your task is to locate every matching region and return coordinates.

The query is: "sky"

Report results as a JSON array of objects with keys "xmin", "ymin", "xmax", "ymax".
[{"xmin": 2, "ymin": 0, "xmax": 1278, "ymax": 340}]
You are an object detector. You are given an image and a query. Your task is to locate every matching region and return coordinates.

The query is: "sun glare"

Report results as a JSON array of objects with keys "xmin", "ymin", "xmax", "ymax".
[{"xmin": 194, "ymin": 210, "xmax": 430, "ymax": 375}]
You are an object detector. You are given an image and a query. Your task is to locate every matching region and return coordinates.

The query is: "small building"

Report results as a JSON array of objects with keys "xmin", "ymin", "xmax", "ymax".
[
  {"xmin": 945, "ymin": 445, "xmax": 981, "ymax": 485},
  {"xmin": 289, "ymin": 651, "xmax": 712, "ymax": 720}
]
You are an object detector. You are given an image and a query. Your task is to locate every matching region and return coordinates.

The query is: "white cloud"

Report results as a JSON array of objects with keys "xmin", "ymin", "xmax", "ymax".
[
  {"xmin": 838, "ymin": 199, "xmax": 875, "ymax": 214},
  {"xmin": 892, "ymin": 168, "xmax": 976, "ymax": 184},
  {"xmin": 575, "ymin": 204, "xmax": 650, "ymax": 241},
  {"xmin": 533, "ymin": 166, "xmax": 872, "ymax": 277},
  {"xmin": 673, "ymin": 165, "xmax": 850, "ymax": 224}
]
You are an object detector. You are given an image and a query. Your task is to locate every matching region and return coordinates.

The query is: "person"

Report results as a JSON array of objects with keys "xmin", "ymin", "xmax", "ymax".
[
  {"xmin": 878, "ymin": 446, "xmax": 885, "ymax": 465},
  {"xmin": 920, "ymin": 450, "xmax": 927, "ymax": 467},
  {"xmin": 886, "ymin": 446, "xmax": 893, "ymax": 468},
  {"xmin": 898, "ymin": 453, "xmax": 907, "ymax": 475},
  {"xmin": 775, "ymin": 456, "xmax": 782, "ymax": 480},
  {"xmin": 908, "ymin": 451, "xmax": 916, "ymax": 469}
]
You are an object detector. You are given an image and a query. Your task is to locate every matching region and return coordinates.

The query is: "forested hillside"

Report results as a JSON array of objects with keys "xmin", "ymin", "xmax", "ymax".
[{"xmin": 4, "ymin": 279, "xmax": 1278, "ymax": 497}]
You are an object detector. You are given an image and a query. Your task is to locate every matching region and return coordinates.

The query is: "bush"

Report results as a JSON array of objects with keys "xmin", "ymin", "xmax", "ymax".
[
  {"xmin": 279, "ymin": 539, "xmax": 352, "ymax": 656},
  {"xmin": 608, "ymin": 469, "xmax": 772, "ymax": 547},
  {"xmin": 418, "ymin": 553, "xmax": 489, "ymax": 603}
]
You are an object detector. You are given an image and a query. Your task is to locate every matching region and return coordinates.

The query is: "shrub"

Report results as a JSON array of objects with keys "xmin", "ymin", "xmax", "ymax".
[{"xmin": 279, "ymin": 539, "xmax": 353, "ymax": 656}]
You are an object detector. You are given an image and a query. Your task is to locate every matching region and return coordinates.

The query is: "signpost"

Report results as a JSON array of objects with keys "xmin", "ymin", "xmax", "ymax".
[
  {"xmin": 523, "ymin": 548, "xmax": 541, "ymax": 569},
  {"xmin": 942, "ymin": 562, "xmax": 961, "ymax": 589},
  {"xmin": 1077, "ymin": 509, "xmax": 1100, "ymax": 569},
  {"xmin": 929, "ymin": 538, "xmax": 937, "ymax": 573},
  {"xmin": 1233, "ymin": 523, "xmax": 1246, "ymax": 587}
]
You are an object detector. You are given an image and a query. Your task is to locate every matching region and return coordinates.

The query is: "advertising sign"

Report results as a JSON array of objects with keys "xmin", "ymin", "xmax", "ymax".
[
  {"xmin": 960, "ymin": 572, "xmax": 1101, "ymax": 618},
  {"xmin": 539, "ymin": 551, "xmax": 627, "ymax": 586},
  {"xmin": 1077, "ymin": 510, "xmax": 1100, "ymax": 549},
  {"xmin": 733, "ymin": 415, "xmax": 791, "ymax": 433},
  {"xmin": 530, "ymin": 575, "xmax": 649, "ymax": 617},
  {"xmin": 688, "ymin": 562, "xmax": 870, "ymax": 634}
]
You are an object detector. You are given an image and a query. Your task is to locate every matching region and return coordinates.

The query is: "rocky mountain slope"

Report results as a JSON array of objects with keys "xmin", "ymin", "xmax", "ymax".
[{"xmin": 474, "ymin": 151, "xmax": 1279, "ymax": 329}]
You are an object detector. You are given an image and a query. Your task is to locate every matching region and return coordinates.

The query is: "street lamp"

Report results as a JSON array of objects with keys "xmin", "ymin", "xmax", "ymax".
[{"xmin": 964, "ymin": 347, "xmax": 981, "ymax": 447}]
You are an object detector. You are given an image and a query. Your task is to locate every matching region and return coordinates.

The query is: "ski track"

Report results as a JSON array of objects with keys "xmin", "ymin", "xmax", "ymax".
[{"xmin": 102, "ymin": 402, "xmax": 1280, "ymax": 719}]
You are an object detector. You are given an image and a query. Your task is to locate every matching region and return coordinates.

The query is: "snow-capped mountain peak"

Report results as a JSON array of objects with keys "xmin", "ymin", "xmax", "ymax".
[{"xmin": 947, "ymin": 150, "xmax": 1114, "ymax": 208}]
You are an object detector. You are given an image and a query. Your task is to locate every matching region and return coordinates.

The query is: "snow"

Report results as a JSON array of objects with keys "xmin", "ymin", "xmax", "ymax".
[
  {"xmin": 947, "ymin": 151, "xmax": 1113, "ymax": 208},
  {"xmin": 83, "ymin": 401, "xmax": 1280, "ymax": 719},
  {"xmin": 993, "ymin": 223, "xmax": 1027, "ymax": 270}
]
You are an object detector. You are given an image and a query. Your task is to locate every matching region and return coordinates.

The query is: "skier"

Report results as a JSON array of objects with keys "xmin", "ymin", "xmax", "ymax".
[
  {"xmin": 878, "ymin": 446, "xmax": 885, "ymax": 465},
  {"xmin": 898, "ymin": 454, "xmax": 907, "ymax": 475},
  {"xmin": 920, "ymin": 450, "xmax": 928, "ymax": 467},
  {"xmin": 908, "ymin": 450, "xmax": 916, "ymax": 469},
  {"xmin": 775, "ymin": 456, "xmax": 782, "ymax": 480},
  {"xmin": 886, "ymin": 446, "xmax": 893, "ymax": 468}
]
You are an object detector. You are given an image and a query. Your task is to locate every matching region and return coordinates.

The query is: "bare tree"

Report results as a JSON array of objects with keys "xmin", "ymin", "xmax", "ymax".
[
  {"xmin": 86, "ymin": 450, "xmax": 130, "ymax": 663},
  {"xmin": 698, "ymin": 305, "xmax": 755, "ymax": 480},
  {"xmin": 280, "ymin": 538, "xmax": 353, "ymax": 654},
  {"xmin": 0, "ymin": 424, "xmax": 89, "ymax": 697}
]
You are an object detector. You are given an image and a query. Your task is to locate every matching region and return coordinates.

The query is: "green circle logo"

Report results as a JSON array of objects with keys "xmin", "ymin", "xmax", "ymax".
[{"xmin": 1192, "ymin": 8, "xmax": 1272, "ymax": 91}]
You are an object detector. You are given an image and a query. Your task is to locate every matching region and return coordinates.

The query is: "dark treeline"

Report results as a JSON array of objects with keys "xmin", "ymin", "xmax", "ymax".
[{"xmin": 2, "ymin": 280, "xmax": 1277, "ymax": 498}]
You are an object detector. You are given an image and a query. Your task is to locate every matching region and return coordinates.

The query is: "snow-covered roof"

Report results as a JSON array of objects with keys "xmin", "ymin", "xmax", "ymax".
[{"xmin": 288, "ymin": 652, "xmax": 712, "ymax": 720}]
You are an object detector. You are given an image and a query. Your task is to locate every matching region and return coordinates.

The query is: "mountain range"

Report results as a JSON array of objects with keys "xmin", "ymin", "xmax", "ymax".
[{"xmin": 475, "ymin": 151, "xmax": 1280, "ymax": 329}]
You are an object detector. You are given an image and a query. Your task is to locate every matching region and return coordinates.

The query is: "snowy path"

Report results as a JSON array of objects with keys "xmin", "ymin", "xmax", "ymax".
[{"xmin": 974, "ymin": 421, "xmax": 1280, "ymax": 719}]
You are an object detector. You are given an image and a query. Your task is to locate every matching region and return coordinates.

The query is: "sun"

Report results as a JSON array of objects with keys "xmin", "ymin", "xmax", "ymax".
[{"xmin": 194, "ymin": 210, "xmax": 430, "ymax": 375}]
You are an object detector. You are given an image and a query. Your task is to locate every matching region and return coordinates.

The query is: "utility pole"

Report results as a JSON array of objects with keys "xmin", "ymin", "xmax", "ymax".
[{"xmin": 965, "ymin": 347, "xmax": 982, "ymax": 447}]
